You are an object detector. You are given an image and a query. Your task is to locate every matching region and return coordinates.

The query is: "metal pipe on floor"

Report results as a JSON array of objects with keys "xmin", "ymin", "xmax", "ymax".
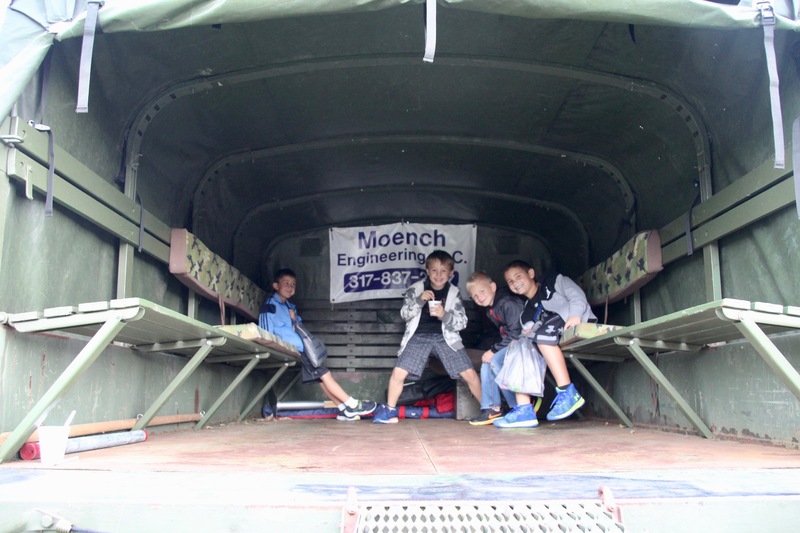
[{"xmin": 19, "ymin": 430, "xmax": 149, "ymax": 461}]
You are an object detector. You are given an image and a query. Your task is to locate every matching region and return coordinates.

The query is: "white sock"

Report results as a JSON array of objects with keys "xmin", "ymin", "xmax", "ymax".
[
  {"xmin": 337, "ymin": 402, "xmax": 346, "ymax": 411},
  {"xmin": 344, "ymin": 397, "xmax": 358, "ymax": 408}
]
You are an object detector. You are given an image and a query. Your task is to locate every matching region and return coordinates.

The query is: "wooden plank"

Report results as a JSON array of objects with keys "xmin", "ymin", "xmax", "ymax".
[
  {"xmin": 316, "ymin": 333, "xmax": 402, "ymax": 345},
  {"xmin": 295, "ymin": 299, "xmax": 402, "ymax": 310},
  {"xmin": 43, "ymin": 306, "xmax": 78, "ymax": 318},
  {"xmin": 78, "ymin": 301, "xmax": 111, "ymax": 312},
  {"xmin": 6, "ymin": 311, "xmax": 43, "ymax": 322},
  {"xmin": 300, "ymin": 310, "xmax": 378, "ymax": 322},
  {"xmin": 327, "ymin": 346, "xmax": 399, "ymax": 356},
  {"xmin": 325, "ymin": 357, "xmax": 397, "ymax": 369},
  {"xmin": 302, "ymin": 322, "xmax": 406, "ymax": 334}
]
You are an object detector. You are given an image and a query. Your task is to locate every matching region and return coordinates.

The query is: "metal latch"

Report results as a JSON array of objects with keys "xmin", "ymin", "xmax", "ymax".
[{"xmin": 757, "ymin": 1, "xmax": 776, "ymax": 26}]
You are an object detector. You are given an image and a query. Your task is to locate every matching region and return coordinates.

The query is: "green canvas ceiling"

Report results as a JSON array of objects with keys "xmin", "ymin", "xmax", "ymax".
[{"xmin": 2, "ymin": 0, "xmax": 799, "ymax": 280}]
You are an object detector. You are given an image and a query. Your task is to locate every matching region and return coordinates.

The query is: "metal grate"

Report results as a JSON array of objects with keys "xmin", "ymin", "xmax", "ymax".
[{"xmin": 352, "ymin": 501, "xmax": 625, "ymax": 533}]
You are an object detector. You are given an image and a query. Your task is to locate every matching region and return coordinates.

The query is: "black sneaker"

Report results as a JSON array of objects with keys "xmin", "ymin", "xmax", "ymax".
[{"xmin": 468, "ymin": 408, "xmax": 503, "ymax": 426}]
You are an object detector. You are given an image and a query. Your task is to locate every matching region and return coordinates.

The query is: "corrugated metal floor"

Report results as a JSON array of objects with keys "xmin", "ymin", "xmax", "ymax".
[{"xmin": 2, "ymin": 418, "xmax": 800, "ymax": 532}]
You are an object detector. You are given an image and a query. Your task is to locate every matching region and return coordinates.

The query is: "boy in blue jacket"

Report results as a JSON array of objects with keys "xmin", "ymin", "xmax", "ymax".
[{"xmin": 259, "ymin": 268, "xmax": 376, "ymax": 421}]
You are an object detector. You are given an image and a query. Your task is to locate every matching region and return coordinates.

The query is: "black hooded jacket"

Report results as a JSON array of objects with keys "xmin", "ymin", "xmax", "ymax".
[{"xmin": 485, "ymin": 287, "xmax": 526, "ymax": 353}]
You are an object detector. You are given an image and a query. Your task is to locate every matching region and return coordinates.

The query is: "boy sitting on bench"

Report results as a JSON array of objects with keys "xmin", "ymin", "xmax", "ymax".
[
  {"xmin": 259, "ymin": 268, "xmax": 377, "ymax": 421},
  {"xmin": 498, "ymin": 260, "xmax": 597, "ymax": 427}
]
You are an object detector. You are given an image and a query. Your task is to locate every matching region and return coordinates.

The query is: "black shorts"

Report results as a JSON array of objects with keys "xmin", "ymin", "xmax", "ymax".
[
  {"xmin": 299, "ymin": 351, "xmax": 330, "ymax": 383},
  {"xmin": 529, "ymin": 312, "xmax": 565, "ymax": 346}
]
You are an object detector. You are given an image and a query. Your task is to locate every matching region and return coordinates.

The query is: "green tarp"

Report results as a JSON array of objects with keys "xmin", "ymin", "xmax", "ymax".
[{"xmin": 2, "ymin": 0, "xmax": 799, "ymax": 120}]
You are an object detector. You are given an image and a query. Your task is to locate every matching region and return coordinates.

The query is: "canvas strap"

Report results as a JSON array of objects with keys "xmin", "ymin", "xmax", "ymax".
[
  {"xmin": 76, "ymin": 0, "xmax": 105, "ymax": 113},
  {"xmin": 135, "ymin": 193, "xmax": 144, "ymax": 252},
  {"xmin": 32, "ymin": 51, "xmax": 56, "ymax": 216},
  {"xmin": 683, "ymin": 186, "xmax": 701, "ymax": 256},
  {"xmin": 756, "ymin": 1, "xmax": 785, "ymax": 169},
  {"xmin": 423, "ymin": 0, "xmax": 437, "ymax": 63},
  {"xmin": 793, "ymin": 116, "xmax": 800, "ymax": 219}
]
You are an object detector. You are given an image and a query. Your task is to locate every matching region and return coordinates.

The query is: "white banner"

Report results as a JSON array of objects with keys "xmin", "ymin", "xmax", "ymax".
[{"xmin": 329, "ymin": 223, "xmax": 477, "ymax": 303}]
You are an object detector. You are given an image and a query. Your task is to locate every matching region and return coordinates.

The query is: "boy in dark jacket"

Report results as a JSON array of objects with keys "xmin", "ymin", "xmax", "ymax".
[{"xmin": 466, "ymin": 271, "xmax": 541, "ymax": 426}]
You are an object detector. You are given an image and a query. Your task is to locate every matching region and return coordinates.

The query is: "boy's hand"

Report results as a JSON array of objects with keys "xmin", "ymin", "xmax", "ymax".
[
  {"xmin": 420, "ymin": 290, "xmax": 436, "ymax": 301},
  {"xmin": 482, "ymin": 350, "xmax": 494, "ymax": 364},
  {"xmin": 565, "ymin": 316, "xmax": 581, "ymax": 329}
]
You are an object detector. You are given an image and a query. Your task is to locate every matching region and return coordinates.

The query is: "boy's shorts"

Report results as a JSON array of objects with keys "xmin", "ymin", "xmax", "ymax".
[
  {"xmin": 299, "ymin": 352, "xmax": 330, "ymax": 383},
  {"xmin": 529, "ymin": 312, "xmax": 566, "ymax": 346},
  {"xmin": 397, "ymin": 333, "xmax": 473, "ymax": 379}
]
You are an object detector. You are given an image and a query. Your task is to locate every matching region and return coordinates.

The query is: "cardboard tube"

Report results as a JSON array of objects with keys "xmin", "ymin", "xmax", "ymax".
[{"xmin": 0, "ymin": 413, "xmax": 200, "ymax": 446}]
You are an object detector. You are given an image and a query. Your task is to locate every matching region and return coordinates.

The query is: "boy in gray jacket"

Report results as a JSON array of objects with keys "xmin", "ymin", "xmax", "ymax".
[{"xmin": 373, "ymin": 250, "xmax": 482, "ymax": 423}]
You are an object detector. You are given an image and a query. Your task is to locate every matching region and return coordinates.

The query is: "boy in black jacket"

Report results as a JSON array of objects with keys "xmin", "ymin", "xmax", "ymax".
[{"xmin": 466, "ymin": 271, "xmax": 540, "ymax": 426}]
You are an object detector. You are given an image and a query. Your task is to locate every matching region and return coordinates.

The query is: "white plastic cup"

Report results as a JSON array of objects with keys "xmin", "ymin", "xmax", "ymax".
[
  {"xmin": 428, "ymin": 300, "xmax": 442, "ymax": 310},
  {"xmin": 38, "ymin": 426, "xmax": 70, "ymax": 466}
]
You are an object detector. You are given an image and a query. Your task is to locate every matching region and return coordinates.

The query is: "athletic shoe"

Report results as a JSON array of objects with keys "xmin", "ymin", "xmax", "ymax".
[
  {"xmin": 336, "ymin": 407, "xmax": 360, "ymax": 421},
  {"xmin": 468, "ymin": 408, "xmax": 503, "ymax": 426},
  {"xmin": 546, "ymin": 383, "xmax": 585, "ymax": 421},
  {"xmin": 372, "ymin": 404, "xmax": 399, "ymax": 424},
  {"xmin": 343, "ymin": 399, "xmax": 377, "ymax": 418},
  {"xmin": 492, "ymin": 403, "xmax": 538, "ymax": 428}
]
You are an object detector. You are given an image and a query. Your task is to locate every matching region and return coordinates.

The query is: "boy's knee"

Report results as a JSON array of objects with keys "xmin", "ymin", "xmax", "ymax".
[
  {"xmin": 390, "ymin": 367, "xmax": 408, "ymax": 382},
  {"xmin": 461, "ymin": 368, "xmax": 479, "ymax": 382},
  {"xmin": 538, "ymin": 343, "xmax": 562, "ymax": 355}
]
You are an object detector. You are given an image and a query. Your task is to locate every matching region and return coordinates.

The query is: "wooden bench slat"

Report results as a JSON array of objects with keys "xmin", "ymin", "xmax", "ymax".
[
  {"xmin": 43, "ymin": 306, "xmax": 79, "ymax": 318},
  {"xmin": 325, "ymin": 358, "xmax": 398, "ymax": 369},
  {"xmin": 305, "ymin": 322, "xmax": 406, "ymax": 334},
  {"xmin": 327, "ymin": 346, "xmax": 399, "ymax": 356},
  {"xmin": 295, "ymin": 299, "xmax": 402, "ymax": 310},
  {"xmin": 317, "ymin": 333, "xmax": 401, "ymax": 345},
  {"xmin": 300, "ymin": 310, "xmax": 379, "ymax": 322}
]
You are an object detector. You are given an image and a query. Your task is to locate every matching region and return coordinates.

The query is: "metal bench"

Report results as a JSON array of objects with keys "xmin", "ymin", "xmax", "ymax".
[
  {"xmin": 560, "ymin": 299, "xmax": 800, "ymax": 438},
  {"xmin": 0, "ymin": 298, "xmax": 300, "ymax": 463}
]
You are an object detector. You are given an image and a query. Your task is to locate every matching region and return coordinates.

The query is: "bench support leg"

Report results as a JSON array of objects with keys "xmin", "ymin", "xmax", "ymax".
[
  {"xmin": 133, "ymin": 338, "xmax": 224, "ymax": 431},
  {"xmin": 196, "ymin": 356, "xmax": 263, "ymax": 429},
  {"xmin": 624, "ymin": 340, "xmax": 714, "ymax": 439},
  {"xmin": 238, "ymin": 364, "xmax": 291, "ymax": 422},
  {"xmin": 276, "ymin": 371, "xmax": 301, "ymax": 402},
  {"xmin": 567, "ymin": 355, "xmax": 633, "ymax": 428},
  {"xmin": 735, "ymin": 315, "xmax": 800, "ymax": 402},
  {"xmin": 0, "ymin": 317, "xmax": 127, "ymax": 463}
]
